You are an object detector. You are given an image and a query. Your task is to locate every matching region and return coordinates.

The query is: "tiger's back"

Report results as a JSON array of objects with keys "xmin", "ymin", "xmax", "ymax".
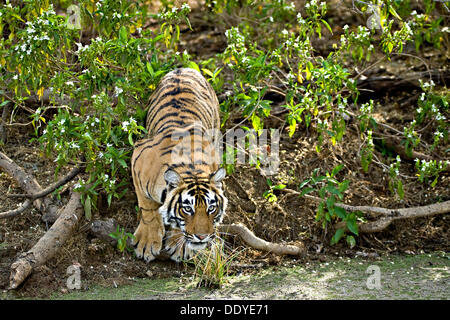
[
  {"xmin": 145, "ymin": 68, "xmax": 220, "ymax": 137},
  {"xmin": 131, "ymin": 68, "xmax": 227, "ymax": 262}
]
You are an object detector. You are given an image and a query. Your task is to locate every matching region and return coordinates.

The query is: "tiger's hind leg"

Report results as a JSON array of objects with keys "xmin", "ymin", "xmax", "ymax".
[{"xmin": 133, "ymin": 200, "xmax": 165, "ymax": 262}]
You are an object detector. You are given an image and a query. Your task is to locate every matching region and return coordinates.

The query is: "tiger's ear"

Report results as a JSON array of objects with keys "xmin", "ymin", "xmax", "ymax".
[
  {"xmin": 164, "ymin": 170, "xmax": 182, "ymax": 187},
  {"xmin": 210, "ymin": 167, "xmax": 226, "ymax": 187}
]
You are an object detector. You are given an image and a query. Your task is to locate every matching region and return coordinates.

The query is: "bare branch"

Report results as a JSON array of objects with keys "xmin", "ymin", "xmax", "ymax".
[
  {"xmin": 0, "ymin": 151, "xmax": 60, "ymax": 223},
  {"xmin": 218, "ymin": 223, "xmax": 305, "ymax": 256},
  {"xmin": 0, "ymin": 199, "xmax": 32, "ymax": 219},
  {"xmin": 7, "ymin": 165, "xmax": 83, "ymax": 200},
  {"xmin": 282, "ymin": 188, "xmax": 450, "ymax": 233}
]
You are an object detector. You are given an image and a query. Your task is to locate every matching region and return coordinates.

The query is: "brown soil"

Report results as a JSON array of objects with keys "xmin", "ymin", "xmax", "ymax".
[{"xmin": 1, "ymin": 1, "xmax": 449, "ymax": 298}]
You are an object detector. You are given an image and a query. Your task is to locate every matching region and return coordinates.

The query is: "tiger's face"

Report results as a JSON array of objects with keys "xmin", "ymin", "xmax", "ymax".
[{"xmin": 159, "ymin": 168, "xmax": 227, "ymax": 251}]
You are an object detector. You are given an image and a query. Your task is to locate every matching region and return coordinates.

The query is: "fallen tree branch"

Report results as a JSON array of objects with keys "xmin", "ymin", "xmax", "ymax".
[
  {"xmin": 335, "ymin": 200, "xmax": 450, "ymax": 233},
  {"xmin": 282, "ymin": 188, "xmax": 450, "ymax": 233},
  {"xmin": 7, "ymin": 165, "xmax": 83, "ymax": 200},
  {"xmin": 89, "ymin": 219, "xmax": 305, "ymax": 257},
  {"xmin": 0, "ymin": 151, "xmax": 79, "ymax": 223},
  {"xmin": 218, "ymin": 223, "xmax": 305, "ymax": 256},
  {"xmin": 0, "ymin": 199, "xmax": 32, "ymax": 219},
  {"xmin": 9, "ymin": 191, "xmax": 83, "ymax": 289}
]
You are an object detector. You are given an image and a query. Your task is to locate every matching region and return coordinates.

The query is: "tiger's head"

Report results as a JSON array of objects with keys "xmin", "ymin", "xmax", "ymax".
[{"xmin": 158, "ymin": 167, "xmax": 227, "ymax": 251}]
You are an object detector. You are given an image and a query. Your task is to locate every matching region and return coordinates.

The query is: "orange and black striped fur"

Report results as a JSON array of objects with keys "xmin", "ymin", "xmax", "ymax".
[{"xmin": 131, "ymin": 68, "xmax": 227, "ymax": 262}]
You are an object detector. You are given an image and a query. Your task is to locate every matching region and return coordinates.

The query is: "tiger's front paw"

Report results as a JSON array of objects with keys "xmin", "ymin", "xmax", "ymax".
[{"xmin": 133, "ymin": 218, "xmax": 164, "ymax": 262}]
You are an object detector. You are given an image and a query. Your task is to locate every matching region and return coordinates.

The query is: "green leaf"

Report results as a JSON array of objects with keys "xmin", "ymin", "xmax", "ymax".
[
  {"xmin": 331, "ymin": 164, "xmax": 344, "ymax": 177},
  {"xmin": 146, "ymin": 62, "xmax": 154, "ymax": 77},
  {"xmin": 273, "ymin": 184, "xmax": 286, "ymax": 190},
  {"xmin": 325, "ymin": 185, "xmax": 340, "ymax": 196},
  {"xmin": 321, "ymin": 19, "xmax": 333, "ymax": 34},
  {"xmin": 331, "ymin": 228, "xmax": 345, "ymax": 245},
  {"xmin": 334, "ymin": 206, "xmax": 347, "ymax": 219},
  {"xmin": 298, "ymin": 179, "xmax": 310, "ymax": 189},
  {"xmin": 346, "ymin": 218, "xmax": 359, "ymax": 236},
  {"xmin": 117, "ymin": 159, "xmax": 128, "ymax": 168},
  {"xmin": 0, "ymin": 100, "xmax": 10, "ymax": 108},
  {"xmin": 119, "ymin": 26, "xmax": 128, "ymax": 44},
  {"xmin": 397, "ymin": 180, "xmax": 404, "ymax": 199},
  {"xmin": 346, "ymin": 235, "xmax": 356, "ymax": 248},
  {"xmin": 338, "ymin": 180, "xmax": 350, "ymax": 193},
  {"xmin": 202, "ymin": 68, "xmax": 214, "ymax": 78},
  {"xmin": 187, "ymin": 61, "xmax": 200, "ymax": 72},
  {"xmin": 431, "ymin": 176, "xmax": 438, "ymax": 188},
  {"xmin": 128, "ymin": 133, "xmax": 134, "ymax": 146},
  {"xmin": 300, "ymin": 187, "xmax": 314, "ymax": 197},
  {"xmin": 84, "ymin": 196, "xmax": 92, "ymax": 220},
  {"xmin": 326, "ymin": 196, "xmax": 335, "ymax": 211},
  {"xmin": 288, "ymin": 118, "xmax": 296, "ymax": 137}
]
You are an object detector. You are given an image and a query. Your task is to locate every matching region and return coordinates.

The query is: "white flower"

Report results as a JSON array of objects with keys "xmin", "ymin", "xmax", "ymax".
[
  {"xmin": 343, "ymin": 25, "xmax": 349, "ymax": 31},
  {"xmin": 65, "ymin": 81, "xmax": 74, "ymax": 86},
  {"xmin": 114, "ymin": 86, "xmax": 123, "ymax": 97},
  {"xmin": 434, "ymin": 131, "xmax": 443, "ymax": 139},
  {"xmin": 12, "ymin": 75, "xmax": 18, "ymax": 80}
]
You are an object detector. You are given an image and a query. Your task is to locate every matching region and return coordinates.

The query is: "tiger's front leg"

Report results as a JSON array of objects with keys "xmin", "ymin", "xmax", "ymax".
[
  {"xmin": 133, "ymin": 201, "xmax": 165, "ymax": 262},
  {"xmin": 163, "ymin": 228, "xmax": 195, "ymax": 262}
]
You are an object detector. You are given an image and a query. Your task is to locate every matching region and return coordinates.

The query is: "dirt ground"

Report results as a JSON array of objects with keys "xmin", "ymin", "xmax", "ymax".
[{"xmin": 0, "ymin": 1, "xmax": 449, "ymax": 299}]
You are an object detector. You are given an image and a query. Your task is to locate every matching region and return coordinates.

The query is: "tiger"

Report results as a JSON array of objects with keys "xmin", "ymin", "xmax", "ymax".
[{"xmin": 131, "ymin": 68, "xmax": 228, "ymax": 263}]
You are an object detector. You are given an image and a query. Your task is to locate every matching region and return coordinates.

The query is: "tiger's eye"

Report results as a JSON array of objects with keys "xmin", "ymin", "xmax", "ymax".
[{"xmin": 183, "ymin": 206, "xmax": 193, "ymax": 214}]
